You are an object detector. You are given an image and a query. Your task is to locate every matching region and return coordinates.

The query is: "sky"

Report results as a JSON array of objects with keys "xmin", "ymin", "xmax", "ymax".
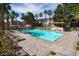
[{"xmin": 10, "ymin": 3, "xmax": 59, "ymax": 21}]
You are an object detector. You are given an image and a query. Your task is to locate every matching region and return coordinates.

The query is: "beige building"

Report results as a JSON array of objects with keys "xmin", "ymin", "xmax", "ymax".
[{"xmin": 38, "ymin": 18, "xmax": 53, "ymax": 26}]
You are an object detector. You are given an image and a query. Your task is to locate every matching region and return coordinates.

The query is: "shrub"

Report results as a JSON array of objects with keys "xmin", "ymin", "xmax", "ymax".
[
  {"xmin": 48, "ymin": 51, "xmax": 56, "ymax": 55},
  {"xmin": 77, "ymin": 41, "xmax": 79, "ymax": 46},
  {"xmin": 76, "ymin": 41, "xmax": 79, "ymax": 50},
  {"xmin": 76, "ymin": 46, "xmax": 79, "ymax": 50}
]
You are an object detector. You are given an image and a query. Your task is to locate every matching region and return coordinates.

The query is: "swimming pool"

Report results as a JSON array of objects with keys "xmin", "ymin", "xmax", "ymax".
[{"xmin": 19, "ymin": 29, "xmax": 64, "ymax": 41}]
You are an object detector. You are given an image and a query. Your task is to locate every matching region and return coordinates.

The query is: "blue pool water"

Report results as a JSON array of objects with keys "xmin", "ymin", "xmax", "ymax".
[{"xmin": 19, "ymin": 29, "xmax": 64, "ymax": 41}]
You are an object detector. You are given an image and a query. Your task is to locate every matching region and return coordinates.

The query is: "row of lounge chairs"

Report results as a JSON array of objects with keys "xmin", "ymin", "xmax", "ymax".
[
  {"xmin": 51, "ymin": 27, "xmax": 63, "ymax": 32},
  {"xmin": 9, "ymin": 24, "xmax": 32, "ymax": 30}
]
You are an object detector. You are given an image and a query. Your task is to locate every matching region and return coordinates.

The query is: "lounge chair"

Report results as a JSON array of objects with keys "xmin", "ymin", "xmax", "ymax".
[{"xmin": 51, "ymin": 27, "xmax": 63, "ymax": 32}]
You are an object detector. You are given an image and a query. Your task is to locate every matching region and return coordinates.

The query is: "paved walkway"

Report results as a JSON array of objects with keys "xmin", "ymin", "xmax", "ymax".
[
  {"xmin": 17, "ymin": 31, "xmax": 78, "ymax": 56},
  {"xmin": 50, "ymin": 32, "xmax": 78, "ymax": 55}
]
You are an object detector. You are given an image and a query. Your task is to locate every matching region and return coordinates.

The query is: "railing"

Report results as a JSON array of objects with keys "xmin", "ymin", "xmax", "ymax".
[{"xmin": 35, "ymin": 26, "xmax": 51, "ymax": 31}]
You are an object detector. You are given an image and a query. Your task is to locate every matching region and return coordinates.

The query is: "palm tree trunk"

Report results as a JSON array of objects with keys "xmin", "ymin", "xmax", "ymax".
[
  {"xmin": 49, "ymin": 15, "xmax": 50, "ymax": 22},
  {"xmin": 12, "ymin": 19, "xmax": 14, "ymax": 25},
  {"xmin": 48, "ymin": 15, "xmax": 51, "ymax": 30},
  {"xmin": 1, "ymin": 4, "xmax": 5, "ymax": 31},
  {"xmin": 45, "ymin": 14, "xmax": 46, "ymax": 21},
  {"xmin": 7, "ymin": 19, "xmax": 9, "ymax": 30},
  {"xmin": 16, "ymin": 18, "xmax": 17, "ymax": 25},
  {"xmin": 36, "ymin": 17, "xmax": 38, "ymax": 21},
  {"xmin": 62, "ymin": 19, "xmax": 63, "ymax": 27},
  {"xmin": 11, "ymin": 18, "xmax": 14, "ymax": 30}
]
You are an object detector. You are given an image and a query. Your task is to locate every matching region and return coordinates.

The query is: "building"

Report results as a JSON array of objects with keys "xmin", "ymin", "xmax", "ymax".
[
  {"xmin": 9, "ymin": 20, "xmax": 23, "ymax": 26},
  {"xmin": 37, "ymin": 18, "xmax": 53, "ymax": 26}
]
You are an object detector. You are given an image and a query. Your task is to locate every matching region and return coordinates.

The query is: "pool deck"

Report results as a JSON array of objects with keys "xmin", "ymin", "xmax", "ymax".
[{"xmin": 6, "ymin": 30, "xmax": 78, "ymax": 56}]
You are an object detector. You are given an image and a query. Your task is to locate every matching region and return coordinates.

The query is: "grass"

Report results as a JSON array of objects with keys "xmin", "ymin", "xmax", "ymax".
[{"xmin": 0, "ymin": 31, "xmax": 16, "ymax": 56}]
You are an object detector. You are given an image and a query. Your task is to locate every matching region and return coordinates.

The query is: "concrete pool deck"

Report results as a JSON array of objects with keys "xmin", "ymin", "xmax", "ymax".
[{"xmin": 6, "ymin": 30, "xmax": 78, "ymax": 56}]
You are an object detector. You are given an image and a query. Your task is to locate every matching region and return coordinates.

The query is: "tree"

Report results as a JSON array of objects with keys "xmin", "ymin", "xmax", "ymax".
[
  {"xmin": 39, "ymin": 13, "xmax": 43, "ymax": 18},
  {"xmin": 21, "ymin": 13, "xmax": 26, "ymax": 25},
  {"xmin": 21, "ymin": 12, "xmax": 35, "ymax": 25},
  {"xmin": 10, "ymin": 11, "xmax": 16, "ymax": 25},
  {"xmin": 21, "ymin": 13, "xmax": 25, "ymax": 20},
  {"xmin": 63, "ymin": 3, "xmax": 79, "ymax": 21},
  {"xmin": 35, "ymin": 14, "xmax": 39, "ymax": 20},
  {"xmin": 53, "ymin": 4, "xmax": 63, "ymax": 22},
  {"xmin": 15, "ymin": 13, "xmax": 19, "ymax": 25},
  {"xmin": 4, "ymin": 12, "xmax": 11, "ymax": 30},
  {"xmin": 44, "ymin": 10, "xmax": 47, "ymax": 21},
  {"xmin": 47, "ymin": 10, "xmax": 52, "ymax": 21},
  {"xmin": 62, "ymin": 3, "xmax": 78, "ymax": 28},
  {"xmin": 27, "ymin": 12, "xmax": 35, "ymax": 24},
  {"xmin": 0, "ymin": 3, "xmax": 11, "ymax": 30},
  {"xmin": 53, "ymin": 3, "xmax": 79, "ymax": 29}
]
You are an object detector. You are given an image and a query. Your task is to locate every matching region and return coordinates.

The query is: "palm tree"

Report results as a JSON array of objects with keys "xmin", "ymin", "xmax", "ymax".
[
  {"xmin": 47, "ymin": 10, "xmax": 53, "ymax": 29},
  {"xmin": 0, "ymin": 3, "xmax": 11, "ymax": 31},
  {"xmin": 21, "ymin": 13, "xmax": 26, "ymax": 25},
  {"xmin": 39, "ymin": 13, "xmax": 43, "ymax": 27},
  {"xmin": 10, "ymin": 11, "xmax": 16, "ymax": 25},
  {"xmin": 47, "ymin": 10, "xmax": 52, "ymax": 20},
  {"xmin": 4, "ymin": 13, "xmax": 11, "ymax": 30},
  {"xmin": 44, "ymin": 10, "xmax": 47, "ymax": 21},
  {"xmin": 15, "ymin": 13, "xmax": 19, "ymax": 25},
  {"xmin": 43, "ymin": 10, "xmax": 48, "ymax": 29},
  {"xmin": 21, "ymin": 13, "xmax": 25, "ymax": 20},
  {"xmin": 39, "ymin": 13, "xmax": 43, "ymax": 18},
  {"xmin": 35, "ymin": 14, "xmax": 39, "ymax": 21}
]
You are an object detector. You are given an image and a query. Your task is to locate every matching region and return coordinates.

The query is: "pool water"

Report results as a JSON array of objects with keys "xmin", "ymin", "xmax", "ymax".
[{"xmin": 19, "ymin": 29, "xmax": 64, "ymax": 41}]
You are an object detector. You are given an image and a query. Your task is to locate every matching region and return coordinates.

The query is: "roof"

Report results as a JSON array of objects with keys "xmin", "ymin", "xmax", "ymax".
[{"xmin": 37, "ymin": 18, "xmax": 53, "ymax": 21}]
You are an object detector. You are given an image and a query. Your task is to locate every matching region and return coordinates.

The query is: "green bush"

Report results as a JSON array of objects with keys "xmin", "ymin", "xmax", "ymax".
[
  {"xmin": 48, "ymin": 51, "xmax": 56, "ymax": 55},
  {"xmin": 76, "ymin": 46, "xmax": 79, "ymax": 50},
  {"xmin": 76, "ymin": 41, "xmax": 79, "ymax": 50},
  {"xmin": 77, "ymin": 41, "xmax": 79, "ymax": 46}
]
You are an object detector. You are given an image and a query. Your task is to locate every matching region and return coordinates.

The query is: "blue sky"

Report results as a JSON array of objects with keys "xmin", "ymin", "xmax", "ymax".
[{"xmin": 10, "ymin": 3, "xmax": 59, "ymax": 21}]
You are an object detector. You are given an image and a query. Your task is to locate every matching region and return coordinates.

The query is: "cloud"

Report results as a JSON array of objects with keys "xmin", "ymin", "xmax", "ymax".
[
  {"xmin": 11, "ymin": 3, "xmax": 58, "ymax": 14},
  {"xmin": 10, "ymin": 3, "xmax": 59, "ymax": 21},
  {"xmin": 11, "ymin": 3, "xmax": 43, "ymax": 14}
]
